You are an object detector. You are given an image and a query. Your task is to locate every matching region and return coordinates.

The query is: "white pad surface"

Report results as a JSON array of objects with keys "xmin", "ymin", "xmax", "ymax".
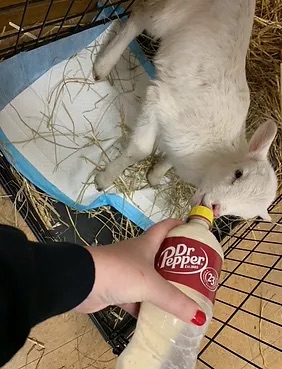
[{"xmin": 0, "ymin": 24, "xmax": 169, "ymax": 227}]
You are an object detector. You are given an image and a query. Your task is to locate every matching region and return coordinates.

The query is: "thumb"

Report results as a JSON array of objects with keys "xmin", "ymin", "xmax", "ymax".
[{"xmin": 147, "ymin": 272, "xmax": 206, "ymax": 326}]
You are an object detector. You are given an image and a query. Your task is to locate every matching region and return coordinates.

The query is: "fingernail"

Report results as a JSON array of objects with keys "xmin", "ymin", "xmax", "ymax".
[{"xmin": 191, "ymin": 310, "xmax": 206, "ymax": 326}]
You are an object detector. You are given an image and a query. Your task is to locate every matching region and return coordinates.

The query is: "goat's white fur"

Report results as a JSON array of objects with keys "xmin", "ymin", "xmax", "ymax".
[{"xmin": 94, "ymin": 0, "xmax": 278, "ymax": 221}]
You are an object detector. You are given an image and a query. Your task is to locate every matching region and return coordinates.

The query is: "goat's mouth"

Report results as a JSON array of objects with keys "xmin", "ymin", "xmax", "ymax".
[{"xmin": 199, "ymin": 195, "xmax": 221, "ymax": 218}]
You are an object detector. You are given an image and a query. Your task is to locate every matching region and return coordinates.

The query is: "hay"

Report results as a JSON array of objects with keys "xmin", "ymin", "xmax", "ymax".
[
  {"xmin": 5, "ymin": 0, "xmax": 282, "ymax": 239},
  {"xmin": 11, "ymin": 168, "xmax": 62, "ymax": 231},
  {"xmin": 88, "ymin": 206, "xmax": 142, "ymax": 245},
  {"xmin": 246, "ymin": 0, "xmax": 282, "ymax": 190}
]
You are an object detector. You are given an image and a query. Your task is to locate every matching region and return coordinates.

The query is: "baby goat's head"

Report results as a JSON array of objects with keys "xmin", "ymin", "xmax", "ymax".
[{"xmin": 191, "ymin": 120, "xmax": 278, "ymax": 221}]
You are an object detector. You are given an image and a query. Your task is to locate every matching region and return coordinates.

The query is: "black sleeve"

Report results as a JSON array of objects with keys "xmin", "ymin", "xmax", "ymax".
[{"xmin": 0, "ymin": 225, "xmax": 95, "ymax": 367}]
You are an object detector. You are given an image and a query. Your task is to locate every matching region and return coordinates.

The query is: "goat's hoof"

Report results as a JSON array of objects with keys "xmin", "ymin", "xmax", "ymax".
[
  {"xmin": 147, "ymin": 171, "xmax": 161, "ymax": 187},
  {"xmin": 95, "ymin": 171, "xmax": 114, "ymax": 191},
  {"xmin": 94, "ymin": 74, "xmax": 102, "ymax": 82},
  {"xmin": 93, "ymin": 60, "xmax": 110, "ymax": 81},
  {"xmin": 93, "ymin": 68, "xmax": 104, "ymax": 81}
]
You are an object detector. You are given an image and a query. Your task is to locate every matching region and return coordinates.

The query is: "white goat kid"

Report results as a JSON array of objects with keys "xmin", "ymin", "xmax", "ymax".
[{"xmin": 94, "ymin": 0, "xmax": 278, "ymax": 221}]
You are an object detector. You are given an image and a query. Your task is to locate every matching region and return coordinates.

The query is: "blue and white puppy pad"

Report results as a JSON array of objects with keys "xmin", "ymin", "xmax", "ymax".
[{"xmin": 0, "ymin": 21, "xmax": 167, "ymax": 230}]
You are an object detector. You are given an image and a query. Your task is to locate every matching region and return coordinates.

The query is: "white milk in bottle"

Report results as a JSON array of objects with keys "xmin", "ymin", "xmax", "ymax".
[{"xmin": 116, "ymin": 206, "xmax": 224, "ymax": 369}]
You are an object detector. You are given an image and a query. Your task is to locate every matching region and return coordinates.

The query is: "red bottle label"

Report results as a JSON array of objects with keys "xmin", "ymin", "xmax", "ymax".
[{"xmin": 155, "ymin": 237, "xmax": 222, "ymax": 304}]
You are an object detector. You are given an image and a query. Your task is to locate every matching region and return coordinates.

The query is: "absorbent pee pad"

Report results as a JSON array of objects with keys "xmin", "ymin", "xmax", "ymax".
[{"xmin": 0, "ymin": 22, "xmax": 173, "ymax": 230}]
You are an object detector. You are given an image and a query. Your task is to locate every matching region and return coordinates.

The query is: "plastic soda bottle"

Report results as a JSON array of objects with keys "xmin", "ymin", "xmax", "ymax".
[{"xmin": 116, "ymin": 206, "xmax": 224, "ymax": 369}]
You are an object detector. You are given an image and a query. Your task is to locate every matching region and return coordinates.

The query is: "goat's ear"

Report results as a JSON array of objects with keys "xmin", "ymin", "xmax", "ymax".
[{"xmin": 249, "ymin": 120, "xmax": 277, "ymax": 160}]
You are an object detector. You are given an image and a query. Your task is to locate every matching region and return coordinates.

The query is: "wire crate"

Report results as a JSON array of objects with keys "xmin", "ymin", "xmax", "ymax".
[
  {"xmin": 2, "ymin": 150, "xmax": 281, "ymax": 367},
  {"xmin": 0, "ymin": 1, "xmax": 281, "ymax": 368},
  {"xmin": 198, "ymin": 195, "xmax": 282, "ymax": 368},
  {"xmin": 0, "ymin": 0, "xmax": 135, "ymax": 60},
  {"xmin": 89, "ymin": 195, "xmax": 282, "ymax": 367}
]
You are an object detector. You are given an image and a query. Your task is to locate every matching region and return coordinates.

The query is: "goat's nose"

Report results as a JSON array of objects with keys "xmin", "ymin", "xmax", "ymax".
[{"xmin": 212, "ymin": 204, "xmax": 221, "ymax": 218}]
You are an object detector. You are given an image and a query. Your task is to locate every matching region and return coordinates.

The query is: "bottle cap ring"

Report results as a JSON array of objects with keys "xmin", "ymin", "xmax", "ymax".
[{"xmin": 189, "ymin": 206, "xmax": 214, "ymax": 224}]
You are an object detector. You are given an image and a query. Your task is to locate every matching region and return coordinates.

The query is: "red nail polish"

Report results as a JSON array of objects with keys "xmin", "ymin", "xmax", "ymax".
[{"xmin": 191, "ymin": 310, "xmax": 206, "ymax": 326}]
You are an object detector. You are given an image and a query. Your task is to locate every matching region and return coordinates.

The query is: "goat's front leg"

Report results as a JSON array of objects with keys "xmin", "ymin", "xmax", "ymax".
[
  {"xmin": 93, "ymin": 11, "xmax": 145, "ymax": 80},
  {"xmin": 95, "ymin": 97, "xmax": 158, "ymax": 190}
]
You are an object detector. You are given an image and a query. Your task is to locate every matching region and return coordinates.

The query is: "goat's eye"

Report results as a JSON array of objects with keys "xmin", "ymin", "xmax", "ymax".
[{"xmin": 235, "ymin": 169, "xmax": 243, "ymax": 180}]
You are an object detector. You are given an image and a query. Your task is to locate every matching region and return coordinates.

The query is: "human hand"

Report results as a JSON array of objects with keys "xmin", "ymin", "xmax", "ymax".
[{"xmin": 75, "ymin": 219, "xmax": 206, "ymax": 326}]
